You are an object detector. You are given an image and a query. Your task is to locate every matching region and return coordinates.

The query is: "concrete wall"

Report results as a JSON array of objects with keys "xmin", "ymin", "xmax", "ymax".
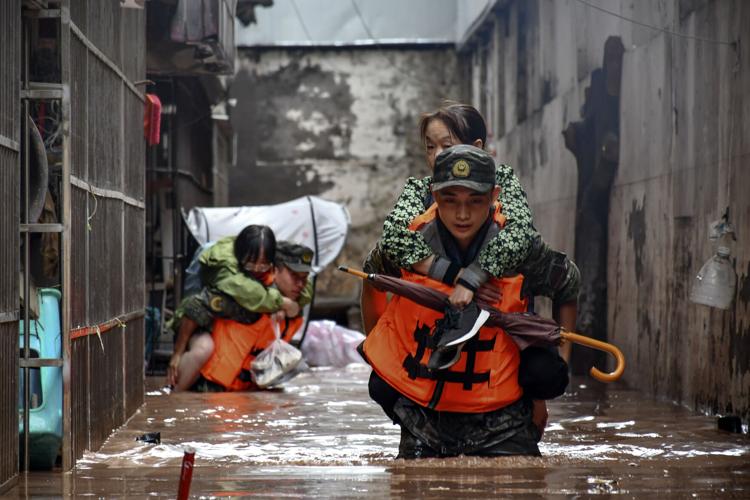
[
  {"xmin": 463, "ymin": 0, "xmax": 749, "ymax": 419},
  {"xmin": 229, "ymin": 47, "xmax": 460, "ymax": 297}
]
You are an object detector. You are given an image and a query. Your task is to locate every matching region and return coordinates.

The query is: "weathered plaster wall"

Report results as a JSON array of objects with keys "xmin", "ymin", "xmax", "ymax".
[
  {"xmin": 611, "ymin": 0, "xmax": 750, "ymax": 420},
  {"xmin": 230, "ymin": 47, "xmax": 460, "ymax": 297},
  {"xmin": 466, "ymin": 0, "xmax": 749, "ymax": 419}
]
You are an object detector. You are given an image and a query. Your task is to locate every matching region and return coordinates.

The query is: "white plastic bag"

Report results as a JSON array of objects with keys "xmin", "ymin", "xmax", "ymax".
[
  {"xmin": 250, "ymin": 317, "xmax": 303, "ymax": 388},
  {"xmin": 300, "ymin": 320, "xmax": 366, "ymax": 367}
]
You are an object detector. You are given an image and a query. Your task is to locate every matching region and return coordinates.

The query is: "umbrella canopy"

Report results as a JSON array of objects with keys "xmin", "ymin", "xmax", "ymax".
[
  {"xmin": 340, "ymin": 266, "xmax": 624, "ymax": 383},
  {"xmin": 343, "ymin": 267, "xmax": 561, "ymax": 349}
]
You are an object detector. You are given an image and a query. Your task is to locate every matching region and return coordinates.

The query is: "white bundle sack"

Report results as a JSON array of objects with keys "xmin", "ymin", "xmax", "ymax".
[
  {"xmin": 301, "ymin": 320, "xmax": 366, "ymax": 367},
  {"xmin": 251, "ymin": 317, "xmax": 303, "ymax": 388}
]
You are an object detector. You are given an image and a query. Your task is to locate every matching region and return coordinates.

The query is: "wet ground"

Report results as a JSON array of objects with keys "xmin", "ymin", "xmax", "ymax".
[{"xmin": 9, "ymin": 365, "xmax": 750, "ymax": 498}]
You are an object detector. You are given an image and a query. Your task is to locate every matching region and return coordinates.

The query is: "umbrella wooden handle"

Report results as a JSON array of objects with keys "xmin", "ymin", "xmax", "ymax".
[
  {"xmin": 560, "ymin": 331, "xmax": 626, "ymax": 383},
  {"xmin": 338, "ymin": 266, "xmax": 370, "ymax": 280}
]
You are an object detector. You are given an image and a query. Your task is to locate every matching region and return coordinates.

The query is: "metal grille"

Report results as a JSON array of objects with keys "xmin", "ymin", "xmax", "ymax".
[
  {"xmin": 63, "ymin": 0, "xmax": 146, "ymax": 467},
  {"xmin": 69, "ymin": 0, "xmax": 88, "ymax": 34},
  {"xmin": 0, "ymin": 150, "xmax": 19, "ymax": 317},
  {"xmin": 87, "ymin": 327, "xmax": 124, "ymax": 450},
  {"xmin": 83, "ymin": 0, "xmax": 121, "ymax": 70},
  {"xmin": 121, "ymin": 9, "xmax": 146, "ymax": 84},
  {"xmin": 0, "ymin": 1, "xmax": 20, "ymax": 141},
  {"xmin": 124, "ymin": 317, "xmax": 144, "ymax": 417},
  {"xmin": 0, "ymin": 0, "xmax": 20, "ymax": 490},
  {"xmin": 123, "ymin": 91, "xmax": 146, "ymax": 201},
  {"xmin": 87, "ymin": 56, "xmax": 122, "ymax": 191},
  {"xmin": 124, "ymin": 92, "xmax": 145, "ymax": 201},
  {"xmin": 70, "ymin": 36, "xmax": 88, "ymax": 179},
  {"xmin": 87, "ymin": 198, "xmax": 124, "ymax": 324},
  {"xmin": 124, "ymin": 205, "xmax": 145, "ymax": 313},
  {"xmin": 70, "ymin": 336, "xmax": 88, "ymax": 461},
  {"xmin": 70, "ymin": 188, "xmax": 87, "ymax": 327},
  {"xmin": 0, "ymin": 323, "xmax": 18, "ymax": 489}
]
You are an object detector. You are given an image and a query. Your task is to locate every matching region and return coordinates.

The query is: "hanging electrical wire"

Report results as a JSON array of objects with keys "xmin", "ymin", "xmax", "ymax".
[
  {"xmin": 348, "ymin": 0, "xmax": 460, "ymax": 90},
  {"xmin": 574, "ymin": 0, "xmax": 736, "ymax": 48},
  {"xmin": 290, "ymin": 0, "xmax": 315, "ymax": 45},
  {"xmin": 349, "ymin": 0, "xmax": 377, "ymax": 42}
]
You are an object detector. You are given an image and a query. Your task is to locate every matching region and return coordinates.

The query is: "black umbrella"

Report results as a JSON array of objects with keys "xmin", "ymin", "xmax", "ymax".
[{"xmin": 340, "ymin": 266, "xmax": 624, "ymax": 383}]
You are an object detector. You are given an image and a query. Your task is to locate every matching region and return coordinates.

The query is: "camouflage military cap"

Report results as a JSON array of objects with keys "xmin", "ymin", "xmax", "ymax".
[
  {"xmin": 432, "ymin": 144, "xmax": 496, "ymax": 193},
  {"xmin": 275, "ymin": 241, "xmax": 314, "ymax": 273}
]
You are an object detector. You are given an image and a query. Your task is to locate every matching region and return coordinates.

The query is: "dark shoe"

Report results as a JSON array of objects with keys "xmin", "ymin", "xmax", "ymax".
[
  {"xmin": 436, "ymin": 304, "xmax": 490, "ymax": 348},
  {"xmin": 426, "ymin": 342, "xmax": 463, "ymax": 370}
]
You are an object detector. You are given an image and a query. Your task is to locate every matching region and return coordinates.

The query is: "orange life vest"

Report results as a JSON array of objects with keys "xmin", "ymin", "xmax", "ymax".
[
  {"xmin": 200, "ymin": 315, "xmax": 302, "ymax": 391},
  {"xmin": 362, "ymin": 202, "xmax": 527, "ymax": 413}
]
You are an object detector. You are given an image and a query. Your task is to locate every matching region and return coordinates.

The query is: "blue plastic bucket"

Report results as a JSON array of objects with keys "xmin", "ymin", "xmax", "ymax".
[{"xmin": 19, "ymin": 288, "xmax": 62, "ymax": 469}]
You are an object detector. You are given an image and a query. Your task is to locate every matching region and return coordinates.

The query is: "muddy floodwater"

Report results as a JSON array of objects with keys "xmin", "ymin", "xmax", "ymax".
[{"xmin": 10, "ymin": 365, "xmax": 750, "ymax": 498}]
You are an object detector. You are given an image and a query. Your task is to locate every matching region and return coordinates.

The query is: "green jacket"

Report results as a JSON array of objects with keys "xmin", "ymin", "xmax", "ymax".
[
  {"xmin": 168, "ymin": 236, "xmax": 315, "ymax": 334},
  {"xmin": 199, "ymin": 236, "xmax": 313, "ymax": 313}
]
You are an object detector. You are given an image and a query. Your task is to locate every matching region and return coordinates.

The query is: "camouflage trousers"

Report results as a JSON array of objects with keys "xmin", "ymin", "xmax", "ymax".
[{"xmin": 174, "ymin": 288, "xmax": 261, "ymax": 334}]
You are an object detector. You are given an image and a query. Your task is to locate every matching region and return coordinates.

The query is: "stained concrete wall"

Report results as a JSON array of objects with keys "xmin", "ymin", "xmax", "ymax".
[
  {"xmin": 229, "ymin": 47, "xmax": 460, "ymax": 297},
  {"xmin": 463, "ymin": 0, "xmax": 749, "ymax": 419}
]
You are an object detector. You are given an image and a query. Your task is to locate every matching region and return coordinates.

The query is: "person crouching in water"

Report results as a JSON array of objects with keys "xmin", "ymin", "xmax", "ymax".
[
  {"xmin": 167, "ymin": 226, "xmax": 311, "ymax": 391},
  {"xmin": 361, "ymin": 145, "xmax": 546, "ymax": 458},
  {"xmin": 196, "ymin": 241, "xmax": 315, "ymax": 391}
]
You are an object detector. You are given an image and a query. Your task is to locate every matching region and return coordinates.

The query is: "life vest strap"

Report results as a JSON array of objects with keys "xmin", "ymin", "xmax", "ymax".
[
  {"xmin": 412, "ymin": 322, "xmax": 496, "ymax": 352},
  {"xmin": 406, "ymin": 321, "xmax": 496, "ymax": 391},
  {"xmin": 402, "ymin": 355, "xmax": 491, "ymax": 388}
]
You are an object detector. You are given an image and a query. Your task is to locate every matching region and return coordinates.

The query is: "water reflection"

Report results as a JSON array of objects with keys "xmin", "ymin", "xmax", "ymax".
[{"xmin": 8, "ymin": 366, "xmax": 750, "ymax": 498}]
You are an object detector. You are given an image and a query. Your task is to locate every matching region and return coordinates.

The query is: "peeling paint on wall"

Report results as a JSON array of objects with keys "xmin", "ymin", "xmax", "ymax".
[
  {"xmin": 464, "ymin": 0, "xmax": 750, "ymax": 421},
  {"xmin": 229, "ymin": 47, "xmax": 459, "ymax": 296},
  {"xmin": 235, "ymin": 58, "xmax": 357, "ymax": 162},
  {"xmin": 627, "ymin": 198, "xmax": 647, "ymax": 284}
]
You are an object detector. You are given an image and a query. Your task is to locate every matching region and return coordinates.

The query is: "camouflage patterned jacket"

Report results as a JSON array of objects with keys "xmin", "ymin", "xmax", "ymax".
[
  {"xmin": 381, "ymin": 165, "xmax": 535, "ymax": 279},
  {"xmin": 365, "ymin": 232, "xmax": 579, "ymax": 306}
]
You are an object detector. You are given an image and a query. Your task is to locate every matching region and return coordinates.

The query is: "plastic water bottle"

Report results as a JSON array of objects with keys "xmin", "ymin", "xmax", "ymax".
[{"xmin": 689, "ymin": 246, "xmax": 736, "ymax": 310}]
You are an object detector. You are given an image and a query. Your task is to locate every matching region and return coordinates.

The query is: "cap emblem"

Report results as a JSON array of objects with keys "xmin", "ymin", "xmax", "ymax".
[
  {"xmin": 452, "ymin": 160, "xmax": 470, "ymax": 178},
  {"xmin": 209, "ymin": 295, "xmax": 225, "ymax": 313}
]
